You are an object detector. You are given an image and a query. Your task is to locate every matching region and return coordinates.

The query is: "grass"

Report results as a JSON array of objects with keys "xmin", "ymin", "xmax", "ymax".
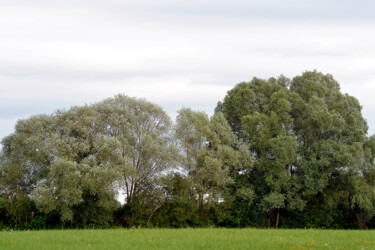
[{"xmin": 0, "ymin": 228, "xmax": 375, "ymax": 249}]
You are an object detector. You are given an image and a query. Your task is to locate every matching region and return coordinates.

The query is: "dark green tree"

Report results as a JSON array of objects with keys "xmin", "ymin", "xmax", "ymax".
[{"xmin": 220, "ymin": 71, "xmax": 374, "ymax": 228}]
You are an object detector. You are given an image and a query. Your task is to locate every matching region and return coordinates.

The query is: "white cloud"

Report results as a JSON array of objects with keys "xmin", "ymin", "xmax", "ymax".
[{"xmin": 1, "ymin": 0, "xmax": 375, "ymax": 141}]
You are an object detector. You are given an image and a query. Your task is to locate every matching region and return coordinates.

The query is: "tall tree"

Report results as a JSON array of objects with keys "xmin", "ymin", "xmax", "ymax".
[
  {"xmin": 239, "ymin": 80, "xmax": 303, "ymax": 228},
  {"xmin": 175, "ymin": 108, "xmax": 252, "ymax": 212},
  {"xmin": 1, "ymin": 95, "xmax": 176, "ymax": 227},
  {"xmin": 290, "ymin": 71, "xmax": 372, "ymax": 228},
  {"xmin": 94, "ymin": 95, "xmax": 177, "ymax": 226},
  {"xmin": 33, "ymin": 105, "xmax": 121, "ymax": 224},
  {"xmin": 95, "ymin": 95, "xmax": 176, "ymax": 205},
  {"xmin": 220, "ymin": 71, "xmax": 374, "ymax": 228},
  {"xmin": 0, "ymin": 114, "xmax": 55, "ymax": 228}
]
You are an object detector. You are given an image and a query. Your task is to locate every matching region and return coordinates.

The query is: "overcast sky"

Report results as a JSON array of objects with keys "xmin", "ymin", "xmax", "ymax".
[{"xmin": 1, "ymin": 0, "xmax": 375, "ymax": 141}]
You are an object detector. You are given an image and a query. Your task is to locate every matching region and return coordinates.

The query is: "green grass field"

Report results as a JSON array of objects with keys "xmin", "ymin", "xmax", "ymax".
[{"xmin": 1, "ymin": 228, "xmax": 375, "ymax": 249}]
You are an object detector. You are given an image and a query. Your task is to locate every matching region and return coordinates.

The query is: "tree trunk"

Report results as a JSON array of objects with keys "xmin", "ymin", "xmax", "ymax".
[
  {"xmin": 275, "ymin": 210, "xmax": 280, "ymax": 229},
  {"xmin": 198, "ymin": 191, "xmax": 204, "ymax": 207},
  {"xmin": 354, "ymin": 211, "xmax": 366, "ymax": 229},
  {"xmin": 147, "ymin": 202, "xmax": 163, "ymax": 225},
  {"xmin": 208, "ymin": 190, "xmax": 213, "ymax": 206}
]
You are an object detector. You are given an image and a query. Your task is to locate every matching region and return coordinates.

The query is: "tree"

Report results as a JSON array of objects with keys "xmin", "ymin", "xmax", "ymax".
[
  {"xmin": 94, "ymin": 95, "xmax": 177, "ymax": 226},
  {"xmin": 1, "ymin": 94, "xmax": 176, "ymax": 227},
  {"xmin": 238, "ymin": 80, "xmax": 303, "ymax": 228},
  {"xmin": 31, "ymin": 105, "xmax": 121, "ymax": 225},
  {"xmin": 0, "ymin": 114, "xmax": 55, "ymax": 228},
  {"xmin": 97, "ymin": 95, "xmax": 176, "ymax": 203},
  {"xmin": 153, "ymin": 173, "xmax": 198, "ymax": 227},
  {"xmin": 0, "ymin": 162, "xmax": 32, "ymax": 228},
  {"xmin": 220, "ymin": 71, "xmax": 374, "ymax": 228},
  {"xmin": 175, "ymin": 108, "xmax": 252, "ymax": 217},
  {"xmin": 290, "ymin": 71, "xmax": 371, "ymax": 228}
]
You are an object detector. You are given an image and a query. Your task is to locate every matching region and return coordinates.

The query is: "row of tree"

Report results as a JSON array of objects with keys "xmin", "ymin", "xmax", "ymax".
[{"xmin": 1, "ymin": 71, "xmax": 375, "ymax": 229}]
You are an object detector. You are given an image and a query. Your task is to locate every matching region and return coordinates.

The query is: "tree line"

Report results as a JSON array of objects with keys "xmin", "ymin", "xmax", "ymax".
[{"xmin": 1, "ymin": 71, "xmax": 375, "ymax": 229}]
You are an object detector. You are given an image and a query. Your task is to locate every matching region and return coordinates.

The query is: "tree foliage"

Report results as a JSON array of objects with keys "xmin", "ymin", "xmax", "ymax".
[
  {"xmin": 0, "ymin": 95, "xmax": 175, "ymax": 227},
  {"xmin": 0, "ymin": 71, "xmax": 374, "ymax": 229},
  {"xmin": 174, "ymin": 108, "xmax": 252, "ymax": 214},
  {"xmin": 221, "ymin": 71, "xmax": 374, "ymax": 228}
]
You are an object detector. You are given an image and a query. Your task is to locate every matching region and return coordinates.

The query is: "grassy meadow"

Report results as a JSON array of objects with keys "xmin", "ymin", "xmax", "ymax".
[{"xmin": 1, "ymin": 228, "xmax": 375, "ymax": 249}]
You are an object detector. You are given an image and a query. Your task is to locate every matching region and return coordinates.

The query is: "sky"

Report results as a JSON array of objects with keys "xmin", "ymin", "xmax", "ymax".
[{"xmin": 1, "ymin": 0, "xmax": 375, "ymax": 141}]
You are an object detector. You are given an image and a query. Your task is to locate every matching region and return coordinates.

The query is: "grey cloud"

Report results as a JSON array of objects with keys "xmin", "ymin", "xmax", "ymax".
[
  {"xmin": 0, "ymin": 66, "xmax": 168, "ymax": 82},
  {"xmin": 0, "ymin": 101, "xmax": 60, "ymax": 119},
  {"xmin": 4, "ymin": 0, "xmax": 375, "ymax": 21},
  {"xmin": 1, "ymin": 0, "xmax": 375, "ymax": 138},
  {"xmin": 163, "ymin": 0, "xmax": 375, "ymax": 21}
]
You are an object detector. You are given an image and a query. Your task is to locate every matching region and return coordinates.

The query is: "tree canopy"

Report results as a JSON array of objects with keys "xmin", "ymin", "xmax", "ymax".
[{"xmin": 0, "ymin": 71, "xmax": 374, "ymax": 229}]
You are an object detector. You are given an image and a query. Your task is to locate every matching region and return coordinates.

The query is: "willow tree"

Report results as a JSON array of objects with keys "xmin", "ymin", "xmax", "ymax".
[
  {"xmin": 220, "ymin": 71, "xmax": 374, "ymax": 228},
  {"xmin": 32, "ymin": 105, "xmax": 121, "ymax": 225},
  {"xmin": 290, "ymin": 72, "xmax": 374, "ymax": 228},
  {"xmin": 94, "ymin": 95, "xmax": 177, "ymax": 225},
  {"xmin": 1, "ymin": 94, "xmax": 176, "ymax": 227},
  {"xmin": 0, "ymin": 114, "xmax": 55, "ymax": 228},
  {"xmin": 222, "ymin": 77, "xmax": 303, "ymax": 228},
  {"xmin": 175, "ymin": 108, "xmax": 252, "ymax": 213}
]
